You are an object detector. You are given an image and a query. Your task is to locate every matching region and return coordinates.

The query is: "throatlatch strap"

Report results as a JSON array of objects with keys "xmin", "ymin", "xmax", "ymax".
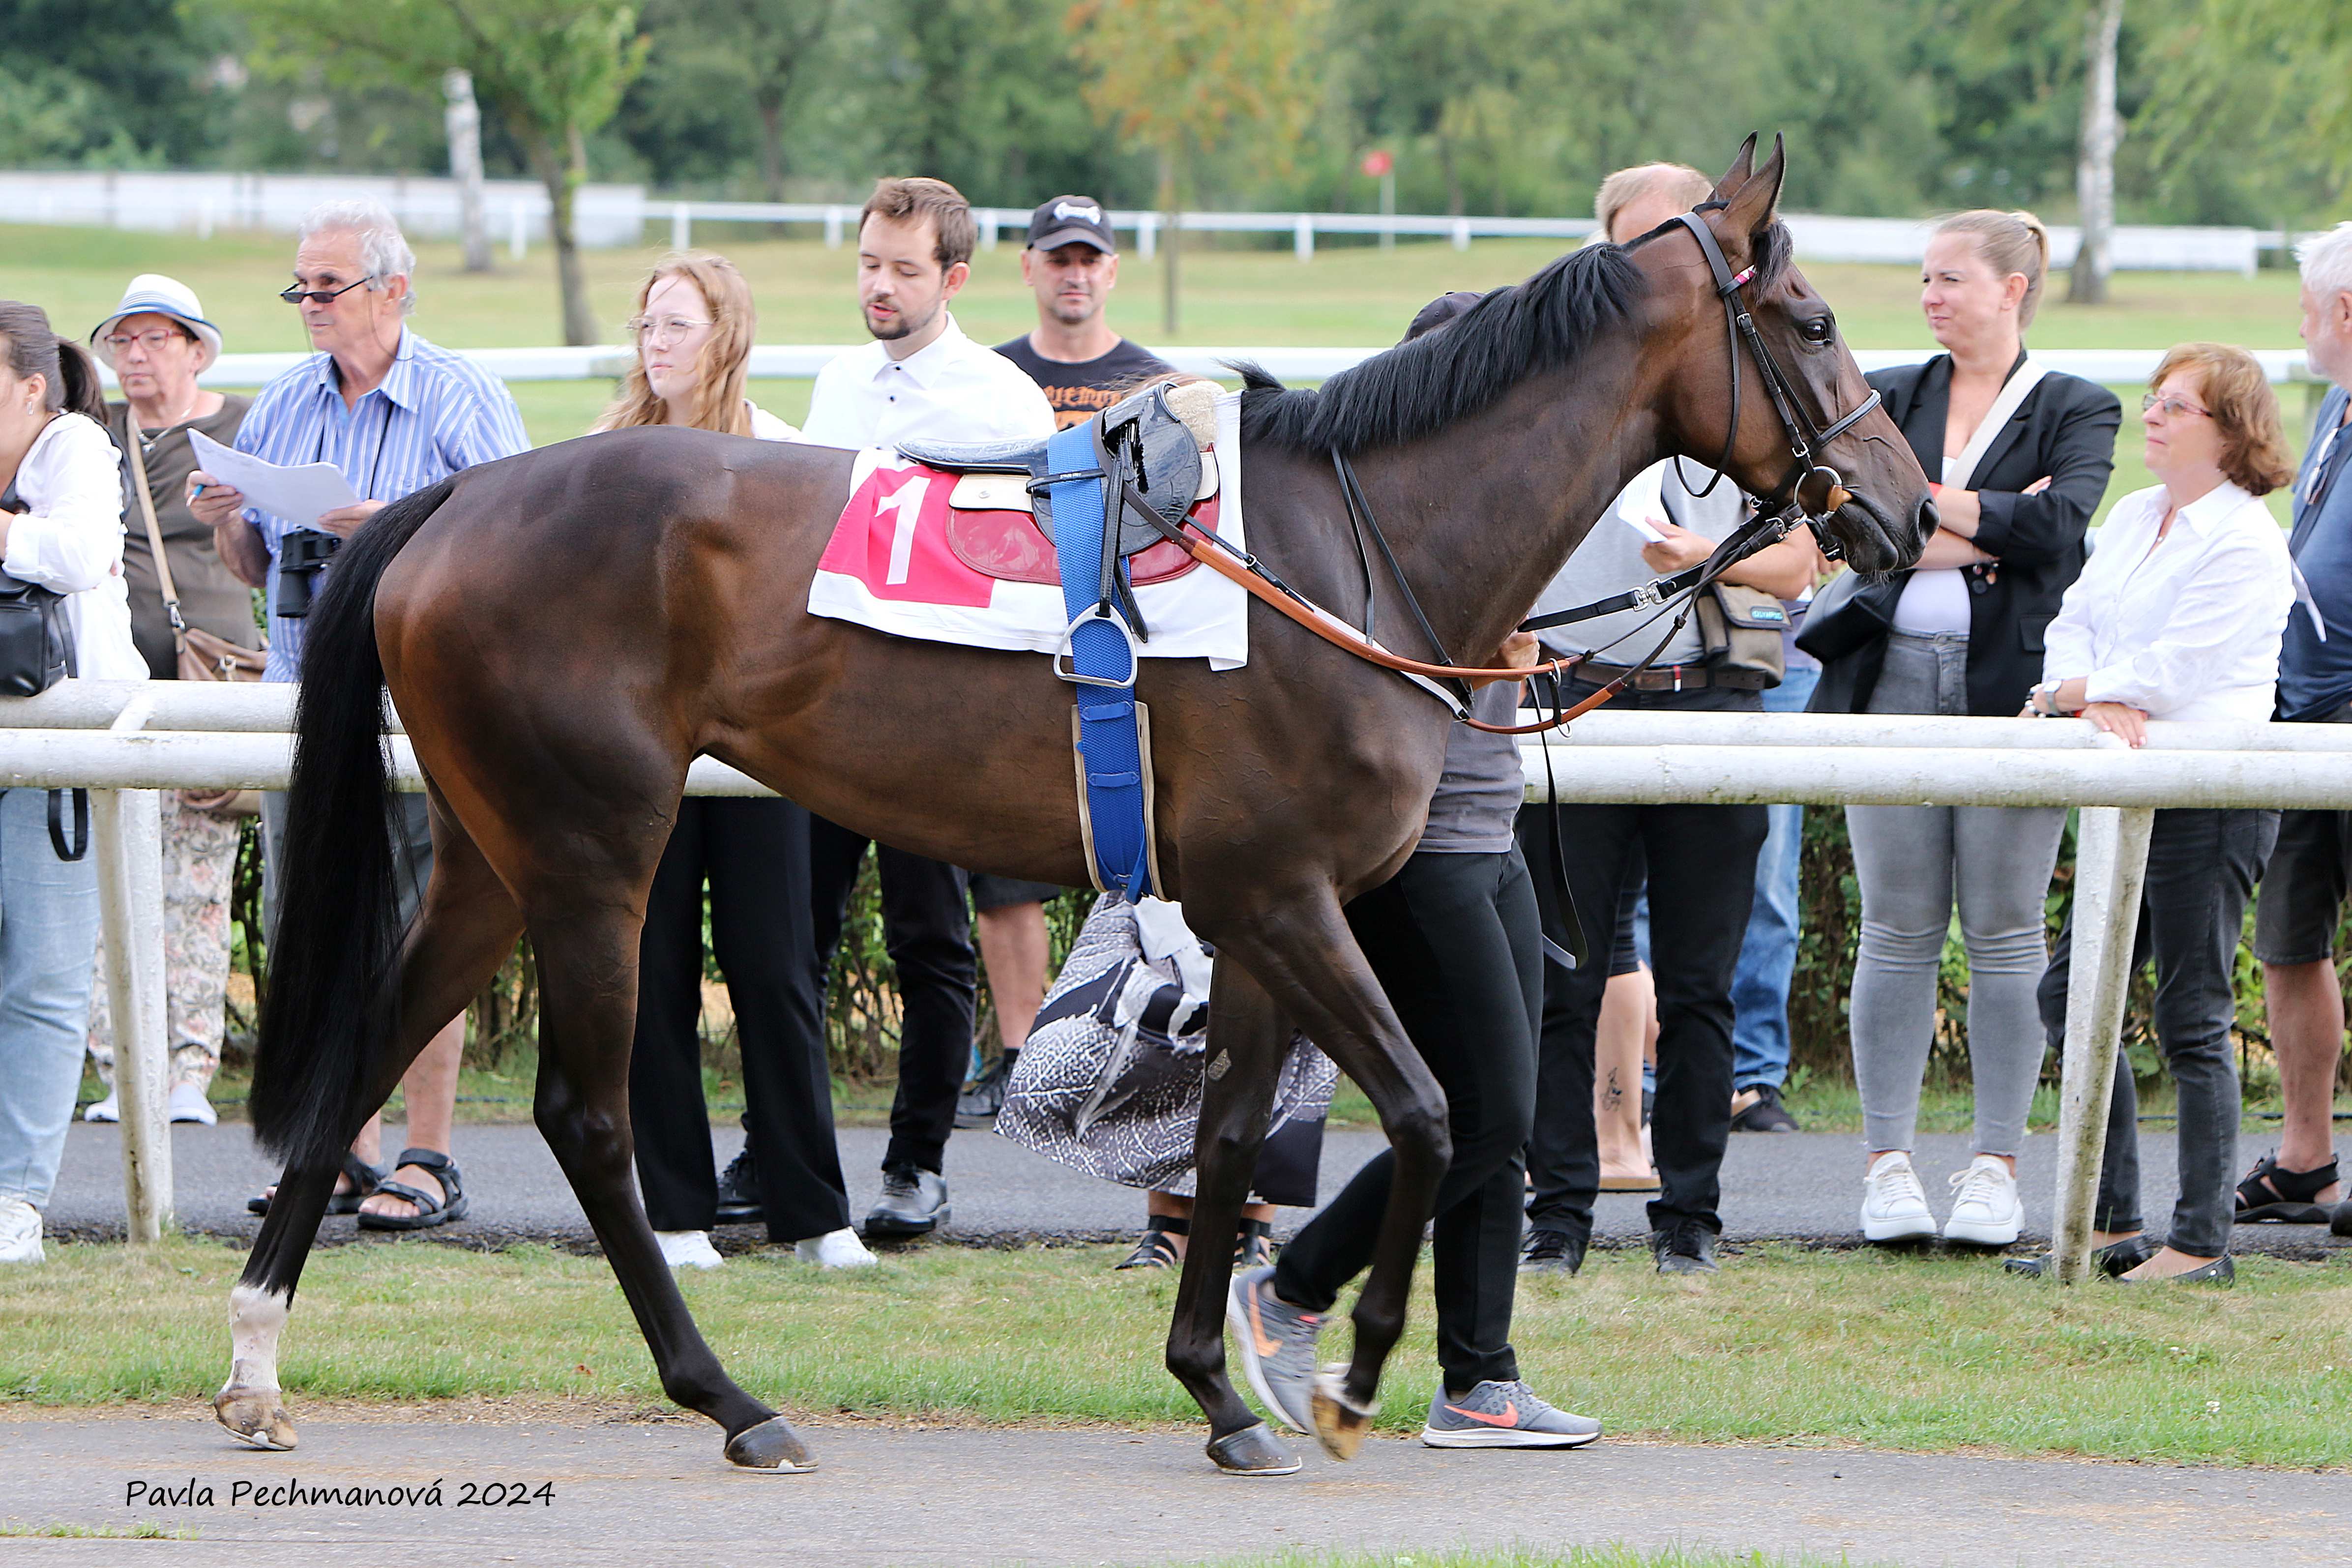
[{"xmin": 1047, "ymin": 423, "xmax": 1155, "ymax": 899}]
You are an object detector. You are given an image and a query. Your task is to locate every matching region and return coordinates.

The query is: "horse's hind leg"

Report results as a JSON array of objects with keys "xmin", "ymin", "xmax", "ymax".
[
  {"xmin": 527, "ymin": 901, "xmax": 809, "ymax": 1472},
  {"xmin": 1166, "ymin": 960, "xmax": 1298, "ymax": 1475},
  {"xmin": 218, "ymin": 792, "xmax": 523, "ymax": 1450}
]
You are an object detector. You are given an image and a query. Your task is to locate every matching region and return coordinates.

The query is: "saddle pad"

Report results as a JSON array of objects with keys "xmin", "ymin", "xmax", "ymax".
[{"xmin": 807, "ymin": 390, "xmax": 1250, "ymax": 670}]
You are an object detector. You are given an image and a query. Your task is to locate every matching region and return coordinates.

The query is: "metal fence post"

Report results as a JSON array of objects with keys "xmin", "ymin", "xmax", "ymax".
[
  {"xmin": 1451, "ymin": 217, "xmax": 1471, "ymax": 252},
  {"xmin": 823, "ymin": 206, "xmax": 844, "ymax": 248},
  {"xmin": 1294, "ymin": 213, "xmax": 1314, "ymax": 262},
  {"xmin": 1137, "ymin": 212, "xmax": 1156, "ymax": 262},
  {"xmin": 508, "ymin": 204, "xmax": 527, "ymax": 261},
  {"xmin": 672, "ymin": 201, "xmax": 690, "ymax": 251},
  {"xmin": 91, "ymin": 786, "xmax": 171, "ymax": 1244},
  {"xmin": 2047, "ymin": 803, "xmax": 2155, "ymax": 1283}
]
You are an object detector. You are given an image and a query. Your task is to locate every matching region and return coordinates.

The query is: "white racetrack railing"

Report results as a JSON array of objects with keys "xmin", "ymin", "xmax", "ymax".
[
  {"xmin": 21, "ymin": 679, "xmax": 2338, "ymax": 1280},
  {"xmin": 157, "ymin": 345, "xmax": 2321, "ymax": 394}
]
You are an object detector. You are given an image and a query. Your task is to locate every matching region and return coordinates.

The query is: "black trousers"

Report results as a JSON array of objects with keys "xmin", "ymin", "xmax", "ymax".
[
  {"xmin": 1273, "ymin": 848, "xmax": 1541, "ymax": 1392},
  {"xmin": 808, "ymin": 817, "xmax": 976, "ymax": 1176},
  {"xmin": 2036, "ymin": 807, "xmax": 2275, "ymax": 1258},
  {"xmin": 629, "ymin": 798, "xmax": 850, "ymax": 1243},
  {"xmin": 1519, "ymin": 785, "xmax": 1765, "ymax": 1241}
]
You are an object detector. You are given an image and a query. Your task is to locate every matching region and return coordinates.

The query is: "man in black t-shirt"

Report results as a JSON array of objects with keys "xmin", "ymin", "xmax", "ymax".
[{"xmin": 955, "ymin": 196, "xmax": 1176, "ymax": 1127}]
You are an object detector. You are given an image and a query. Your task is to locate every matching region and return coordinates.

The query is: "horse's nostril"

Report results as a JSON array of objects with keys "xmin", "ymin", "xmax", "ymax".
[{"xmin": 1913, "ymin": 493, "xmax": 1940, "ymax": 546}]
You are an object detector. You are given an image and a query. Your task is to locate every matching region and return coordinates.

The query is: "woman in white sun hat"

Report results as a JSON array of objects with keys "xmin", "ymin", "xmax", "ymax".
[{"xmin": 80, "ymin": 274, "xmax": 259, "ymax": 1130}]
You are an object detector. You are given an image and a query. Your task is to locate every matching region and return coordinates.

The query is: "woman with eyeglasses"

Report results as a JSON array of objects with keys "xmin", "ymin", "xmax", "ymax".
[
  {"xmin": 2017, "ymin": 344, "xmax": 2299, "ymax": 1286},
  {"xmin": 1807, "ymin": 210, "xmax": 2121, "ymax": 1253},
  {"xmin": 592, "ymin": 253, "xmax": 871, "ymax": 1272},
  {"xmin": 79, "ymin": 275, "xmax": 259, "ymax": 1130},
  {"xmin": 0, "ymin": 302, "xmax": 147, "ymax": 1266}
]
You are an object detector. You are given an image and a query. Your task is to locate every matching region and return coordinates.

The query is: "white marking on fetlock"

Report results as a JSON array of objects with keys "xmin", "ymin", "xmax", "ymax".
[{"xmin": 224, "ymin": 1283, "xmax": 289, "ymax": 1398}]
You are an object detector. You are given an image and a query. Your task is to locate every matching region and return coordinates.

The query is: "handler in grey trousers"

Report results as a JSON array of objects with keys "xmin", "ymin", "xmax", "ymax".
[{"xmin": 1810, "ymin": 209, "xmax": 2118, "ymax": 1251}]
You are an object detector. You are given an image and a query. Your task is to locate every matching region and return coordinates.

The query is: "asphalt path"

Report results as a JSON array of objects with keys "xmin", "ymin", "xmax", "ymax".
[
  {"xmin": 5, "ymin": 1411, "xmax": 2350, "ymax": 1567},
  {"xmin": 46, "ymin": 1117, "xmax": 2349, "ymax": 1258}
]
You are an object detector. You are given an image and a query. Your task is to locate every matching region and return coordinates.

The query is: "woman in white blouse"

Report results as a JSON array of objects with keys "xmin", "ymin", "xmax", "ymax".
[
  {"xmin": 591, "ymin": 255, "xmax": 874, "ymax": 1274},
  {"xmin": 2025, "ymin": 343, "xmax": 2299, "ymax": 1285},
  {"xmin": 0, "ymin": 301, "xmax": 146, "ymax": 1266}
]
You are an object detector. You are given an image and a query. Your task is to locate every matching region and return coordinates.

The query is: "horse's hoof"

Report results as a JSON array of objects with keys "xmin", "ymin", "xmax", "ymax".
[
  {"xmin": 1310, "ymin": 1371, "xmax": 1378, "ymax": 1462},
  {"xmin": 214, "ymin": 1385, "xmax": 297, "ymax": 1451},
  {"xmin": 724, "ymin": 1415, "xmax": 816, "ymax": 1473},
  {"xmin": 1205, "ymin": 1422, "xmax": 1300, "ymax": 1476}
]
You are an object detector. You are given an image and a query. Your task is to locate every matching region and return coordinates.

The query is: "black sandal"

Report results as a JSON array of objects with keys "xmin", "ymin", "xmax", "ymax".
[
  {"xmin": 1234, "ymin": 1217, "xmax": 1275, "ymax": 1270},
  {"xmin": 1115, "ymin": 1216, "xmax": 1188, "ymax": 1270},
  {"xmin": 355, "ymin": 1148, "xmax": 470, "ymax": 1231},
  {"xmin": 2235, "ymin": 1152, "xmax": 2339, "ymax": 1224},
  {"xmin": 246, "ymin": 1152, "xmax": 385, "ymax": 1217}
]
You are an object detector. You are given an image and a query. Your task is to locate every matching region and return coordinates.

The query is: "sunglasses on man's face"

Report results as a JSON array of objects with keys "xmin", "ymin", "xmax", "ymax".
[{"xmin": 279, "ymin": 275, "xmax": 376, "ymax": 306}]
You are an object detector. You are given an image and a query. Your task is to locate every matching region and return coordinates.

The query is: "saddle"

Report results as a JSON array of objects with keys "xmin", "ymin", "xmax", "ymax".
[{"xmin": 901, "ymin": 380, "xmax": 1218, "ymax": 560}]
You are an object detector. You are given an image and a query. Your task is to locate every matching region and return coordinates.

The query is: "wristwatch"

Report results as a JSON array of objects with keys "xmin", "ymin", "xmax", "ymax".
[{"xmin": 2027, "ymin": 680, "xmax": 2063, "ymax": 716}]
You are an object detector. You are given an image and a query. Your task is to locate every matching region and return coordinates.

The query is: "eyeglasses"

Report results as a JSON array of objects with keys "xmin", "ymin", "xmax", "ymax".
[
  {"xmin": 628, "ymin": 315, "xmax": 713, "ymax": 345},
  {"xmin": 2141, "ymin": 392, "xmax": 2212, "ymax": 419},
  {"xmin": 279, "ymin": 276, "xmax": 376, "ymax": 306},
  {"xmin": 102, "ymin": 328, "xmax": 189, "ymax": 355}
]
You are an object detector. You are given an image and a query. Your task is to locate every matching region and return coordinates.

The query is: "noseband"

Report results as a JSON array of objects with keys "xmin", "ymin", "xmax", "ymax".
[{"xmin": 1668, "ymin": 206, "xmax": 1880, "ymax": 554}]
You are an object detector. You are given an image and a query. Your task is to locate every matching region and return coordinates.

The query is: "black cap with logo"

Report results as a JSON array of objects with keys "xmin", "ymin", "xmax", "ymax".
[{"xmin": 1026, "ymin": 195, "xmax": 1117, "ymax": 253}]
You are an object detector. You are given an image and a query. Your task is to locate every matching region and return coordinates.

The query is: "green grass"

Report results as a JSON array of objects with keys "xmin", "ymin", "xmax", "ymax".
[
  {"xmin": 4, "ymin": 221, "xmax": 2320, "ymax": 523},
  {"xmin": 9, "ymin": 1238, "xmax": 2352, "ymax": 1470}
]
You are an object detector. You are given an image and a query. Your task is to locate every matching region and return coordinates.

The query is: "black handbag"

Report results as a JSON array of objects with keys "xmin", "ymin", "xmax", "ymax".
[
  {"xmin": 1794, "ymin": 565, "xmax": 1906, "ymax": 664},
  {"xmin": 0, "ymin": 484, "xmax": 69, "ymax": 697}
]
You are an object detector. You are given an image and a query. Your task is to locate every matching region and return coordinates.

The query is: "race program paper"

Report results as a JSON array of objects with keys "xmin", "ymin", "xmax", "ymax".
[{"xmin": 189, "ymin": 429, "xmax": 360, "ymax": 526}]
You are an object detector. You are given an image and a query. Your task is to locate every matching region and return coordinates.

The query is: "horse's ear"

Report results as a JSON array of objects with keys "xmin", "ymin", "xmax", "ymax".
[
  {"xmin": 1709, "ymin": 134, "xmax": 1760, "ymax": 203},
  {"xmin": 1719, "ymin": 132, "xmax": 1786, "ymax": 238}
]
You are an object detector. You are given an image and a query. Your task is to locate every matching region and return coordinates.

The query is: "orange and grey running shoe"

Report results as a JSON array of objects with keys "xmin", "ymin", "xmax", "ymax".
[
  {"xmin": 1226, "ymin": 1265, "xmax": 1323, "ymax": 1433},
  {"xmin": 1421, "ymin": 1379, "xmax": 1601, "ymax": 1449}
]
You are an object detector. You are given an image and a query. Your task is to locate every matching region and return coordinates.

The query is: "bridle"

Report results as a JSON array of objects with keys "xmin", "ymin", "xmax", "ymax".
[{"xmin": 1667, "ymin": 205, "xmax": 1880, "ymax": 544}]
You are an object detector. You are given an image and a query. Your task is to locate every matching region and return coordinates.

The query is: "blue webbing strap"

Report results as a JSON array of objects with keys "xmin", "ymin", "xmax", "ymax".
[{"xmin": 1043, "ymin": 423, "xmax": 1155, "ymax": 899}]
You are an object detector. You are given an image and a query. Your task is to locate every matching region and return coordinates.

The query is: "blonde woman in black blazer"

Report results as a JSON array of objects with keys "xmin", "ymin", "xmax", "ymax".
[{"xmin": 1812, "ymin": 210, "xmax": 2120, "ymax": 1253}]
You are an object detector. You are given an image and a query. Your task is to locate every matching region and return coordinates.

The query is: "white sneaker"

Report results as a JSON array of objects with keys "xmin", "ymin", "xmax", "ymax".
[
  {"xmin": 1860, "ymin": 1152, "xmax": 1938, "ymax": 1243},
  {"xmin": 795, "ymin": 1227, "xmax": 878, "ymax": 1269},
  {"xmin": 168, "ymin": 1084, "xmax": 218, "ymax": 1125},
  {"xmin": 0, "ymin": 1196, "xmax": 45, "ymax": 1265},
  {"xmin": 1942, "ymin": 1154, "xmax": 2023, "ymax": 1246},
  {"xmin": 83, "ymin": 1093, "xmax": 119, "ymax": 1123},
  {"xmin": 655, "ymin": 1229, "xmax": 724, "ymax": 1269}
]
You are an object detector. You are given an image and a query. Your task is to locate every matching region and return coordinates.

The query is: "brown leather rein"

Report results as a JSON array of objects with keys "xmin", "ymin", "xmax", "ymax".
[{"xmin": 1170, "ymin": 525, "xmax": 1627, "ymax": 734}]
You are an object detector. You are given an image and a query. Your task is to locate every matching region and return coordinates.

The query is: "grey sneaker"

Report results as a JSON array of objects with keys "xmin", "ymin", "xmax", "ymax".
[
  {"xmin": 1226, "ymin": 1265, "xmax": 1323, "ymax": 1433},
  {"xmin": 1421, "ymin": 1379, "xmax": 1601, "ymax": 1449}
]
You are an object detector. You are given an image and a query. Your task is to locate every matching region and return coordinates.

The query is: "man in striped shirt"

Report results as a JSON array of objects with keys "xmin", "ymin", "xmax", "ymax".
[{"xmin": 189, "ymin": 199, "xmax": 528, "ymax": 1233}]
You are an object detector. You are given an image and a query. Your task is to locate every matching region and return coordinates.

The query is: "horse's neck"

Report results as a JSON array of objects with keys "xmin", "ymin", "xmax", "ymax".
[{"xmin": 1368, "ymin": 354, "xmax": 1671, "ymax": 667}]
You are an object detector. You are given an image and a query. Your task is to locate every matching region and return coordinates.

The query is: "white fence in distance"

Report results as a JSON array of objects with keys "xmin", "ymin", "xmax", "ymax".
[
  {"xmin": 1, "ymin": 169, "xmax": 2300, "ymax": 273},
  {"xmin": 159, "ymin": 345, "xmax": 2318, "ymax": 396},
  {"xmin": 13, "ymin": 678, "xmax": 2349, "ymax": 1284}
]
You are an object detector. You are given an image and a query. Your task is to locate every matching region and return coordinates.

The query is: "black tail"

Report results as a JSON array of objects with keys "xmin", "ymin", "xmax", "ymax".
[{"xmin": 249, "ymin": 476, "xmax": 458, "ymax": 1167}]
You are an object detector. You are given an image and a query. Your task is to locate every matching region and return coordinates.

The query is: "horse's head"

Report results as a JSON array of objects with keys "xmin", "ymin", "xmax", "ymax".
[{"xmin": 1639, "ymin": 135, "xmax": 1932, "ymax": 573}]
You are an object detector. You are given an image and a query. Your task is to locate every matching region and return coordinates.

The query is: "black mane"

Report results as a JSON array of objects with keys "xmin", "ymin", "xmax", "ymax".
[{"xmin": 1237, "ymin": 219, "xmax": 1796, "ymax": 455}]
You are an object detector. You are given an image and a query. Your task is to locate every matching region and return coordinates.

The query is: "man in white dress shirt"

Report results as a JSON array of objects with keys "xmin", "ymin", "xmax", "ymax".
[{"xmin": 800, "ymin": 178, "xmax": 1056, "ymax": 1240}]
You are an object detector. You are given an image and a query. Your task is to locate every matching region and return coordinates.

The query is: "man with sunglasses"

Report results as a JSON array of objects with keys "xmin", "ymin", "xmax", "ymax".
[{"xmin": 188, "ymin": 199, "xmax": 528, "ymax": 1235}]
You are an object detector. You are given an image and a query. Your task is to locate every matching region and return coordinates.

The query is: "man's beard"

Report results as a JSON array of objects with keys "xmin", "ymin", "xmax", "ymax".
[
  {"xmin": 1048, "ymin": 293, "xmax": 1098, "ymax": 327},
  {"xmin": 866, "ymin": 297, "xmax": 939, "ymax": 342}
]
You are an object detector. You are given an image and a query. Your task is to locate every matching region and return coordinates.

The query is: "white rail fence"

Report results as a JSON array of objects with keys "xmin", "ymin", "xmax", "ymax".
[
  {"xmin": 159, "ymin": 346, "xmax": 2320, "ymax": 396},
  {"xmin": 1, "ymin": 169, "xmax": 2302, "ymax": 272},
  {"xmin": 13, "ymin": 681, "xmax": 2347, "ymax": 1282}
]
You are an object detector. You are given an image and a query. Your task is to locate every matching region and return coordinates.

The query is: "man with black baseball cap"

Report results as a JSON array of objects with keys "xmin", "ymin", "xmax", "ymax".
[{"xmin": 953, "ymin": 198, "xmax": 1181, "ymax": 1131}]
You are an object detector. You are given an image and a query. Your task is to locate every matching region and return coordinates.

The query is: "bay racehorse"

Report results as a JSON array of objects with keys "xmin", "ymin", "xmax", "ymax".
[{"xmin": 218, "ymin": 137, "xmax": 1927, "ymax": 1474}]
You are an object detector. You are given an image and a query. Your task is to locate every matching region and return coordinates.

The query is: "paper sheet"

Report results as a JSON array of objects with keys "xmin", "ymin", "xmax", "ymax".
[
  {"xmin": 189, "ymin": 429, "xmax": 359, "ymax": 526},
  {"xmin": 1616, "ymin": 460, "xmax": 1670, "ymax": 544}
]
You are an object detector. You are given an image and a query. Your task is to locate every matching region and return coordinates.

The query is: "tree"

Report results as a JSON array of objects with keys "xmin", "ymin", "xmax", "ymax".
[
  {"xmin": 637, "ymin": 0, "xmax": 836, "ymax": 203},
  {"xmin": 2068, "ymin": 0, "xmax": 2124, "ymax": 305},
  {"xmin": 2138, "ymin": 0, "xmax": 2352, "ymax": 227},
  {"xmin": 1067, "ymin": 0, "xmax": 1326, "ymax": 335},
  {"xmin": 209, "ymin": 0, "xmax": 649, "ymax": 345}
]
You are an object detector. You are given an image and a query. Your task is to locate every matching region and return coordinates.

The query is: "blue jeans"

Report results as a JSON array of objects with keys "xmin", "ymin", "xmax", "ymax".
[
  {"xmin": 0, "ymin": 788, "xmax": 102, "ymax": 1208},
  {"xmin": 1729, "ymin": 664, "xmax": 1818, "ymax": 1091}
]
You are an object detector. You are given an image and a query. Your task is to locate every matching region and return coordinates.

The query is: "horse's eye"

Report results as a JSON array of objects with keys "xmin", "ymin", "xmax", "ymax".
[{"xmin": 1802, "ymin": 317, "xmax": 1834, "ymax": 343}]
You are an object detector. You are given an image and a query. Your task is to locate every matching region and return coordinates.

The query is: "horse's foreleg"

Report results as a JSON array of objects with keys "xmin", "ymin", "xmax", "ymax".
[
  {"xmin": 1166, "ymin": 960, "xmax": 1297, "ymax": 1475},
  {"xmin": 218, "ymin": 798, "xmax": 524, "ymax": 1452},
  {"xmin": 1209, "ymin": 892, "xmax": 1451, "ymax": 1462},
  {"xmin": 528, "ymin": 905, "xmax": 811, "ymax": 1473}
]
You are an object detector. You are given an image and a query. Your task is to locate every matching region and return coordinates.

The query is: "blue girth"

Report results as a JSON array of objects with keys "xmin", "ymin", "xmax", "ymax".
[{"xmin": 1042, "ymin": 422, "xmax": 1155, "ymax": 899}]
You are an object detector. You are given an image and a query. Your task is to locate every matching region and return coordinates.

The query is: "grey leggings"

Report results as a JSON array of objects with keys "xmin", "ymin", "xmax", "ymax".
[{"xmin": 1847, "ymin": 633, "xmax": 2065, "ymax": 1155}]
